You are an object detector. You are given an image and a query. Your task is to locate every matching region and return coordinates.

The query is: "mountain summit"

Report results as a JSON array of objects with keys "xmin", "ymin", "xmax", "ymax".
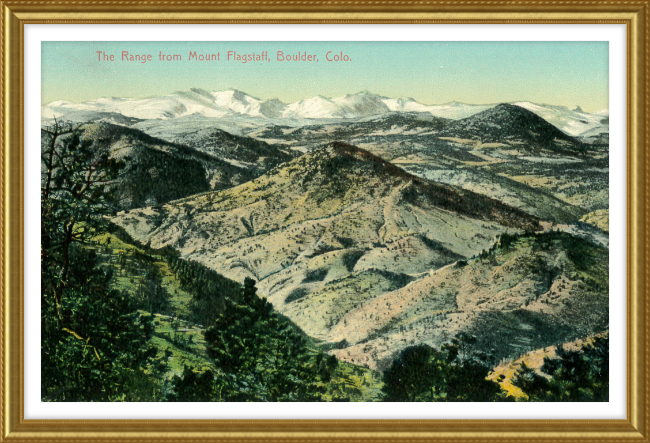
[
  {"xmin": 440, "ymin": 103, "xmax": 585, "ymax": 153},
  {"xmin": 114, "ymin": 141, "xmax": 540, "ymax": 294}
]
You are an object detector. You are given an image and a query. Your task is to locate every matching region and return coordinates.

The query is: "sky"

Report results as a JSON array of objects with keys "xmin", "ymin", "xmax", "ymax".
[{"xmin": 42, "ymin": 41, "xmax": 609, "ymax": 112}]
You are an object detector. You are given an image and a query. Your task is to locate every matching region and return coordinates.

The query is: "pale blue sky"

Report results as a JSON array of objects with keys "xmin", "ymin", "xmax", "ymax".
[{"xmin": 42, "ymin": 41, "xmax": 609, "ymax": 112}]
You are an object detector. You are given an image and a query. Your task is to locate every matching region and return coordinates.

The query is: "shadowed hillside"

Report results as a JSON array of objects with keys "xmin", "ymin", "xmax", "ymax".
[
  {"xmin": 44, "ymin": 122, "xmax": 298, "ymax": 210},
  {"xmin": 439, "ymin": 104, "xmax": 586, "ymax": 154},
  {"xmin": 171, "ymin": 127, "xmax": 297, "ymax": 173}
]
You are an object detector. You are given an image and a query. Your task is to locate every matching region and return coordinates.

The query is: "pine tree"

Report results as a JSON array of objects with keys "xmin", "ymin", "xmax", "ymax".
[
  {"xmin": 140, "ymin": 264, "xmax": 172, "ymax": 315},
  {"xmin": 202, "ymin": 278, "xmax": 333, "ymax": 401},
  {"xmin": 382, "ymin": 334, "xmax": 504, "ymax": 402},
  {"xmin": 168, "ymin": 366, "xmax": 221, "ymax": 402},
  {"xmin": 41, "ymin": 121, "xmax": 162, "ymax": 401},
  {"xmin": 512, "ymin": 334, "xmax": 609, "ymax": 401}
]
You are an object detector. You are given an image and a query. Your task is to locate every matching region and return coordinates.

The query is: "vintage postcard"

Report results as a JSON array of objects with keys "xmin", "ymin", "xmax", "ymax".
[{"xmin": 40, "ymin": 41, "xmax": 609, "ymax": 403}]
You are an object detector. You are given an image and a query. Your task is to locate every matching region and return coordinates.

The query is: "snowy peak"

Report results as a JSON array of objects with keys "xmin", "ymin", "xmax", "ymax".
[
  {"xmin": 381, "ymin": 97, "xmax": 493, "ymax": 119},
  {"xmin": 212, "ymin": 88, "xmax": 259, "ymax": 104},
  {"xmin": 43, "ymin": 90, "xmax": 229, "ymax": 120},
  {"xmin": 188, "ymin": 88, "xmax": 215, "ymax": 100},
  {"xmin": 514, "ymin": 101, "xmax": 608, "ymax": 137},
  {"xmin": 48, "ymin": 99, "xmax": 75, "ymax": 107},
  {"xmin": 42, "ymin": 89, "xmax": 610, "ymax": 139},
  {"xmin": 259, "ymin": 98, "xmax": 287, "ymax": 118},
  {"xmin": 331, "ymin": 92, "xmax": 391, "ymax": 117},
  {"xmin": 347, "ymin": 90, "xmax": 374, "ymax": 97},
  {"xmin": 283, "ymin": 96, "xmax": 340, "ymax": 119},
  {"xmin": 283, "ymin": 91, "xmax": 390, "ymax": 118},
  {"xmin": 381, "ymin": 97, "xmax": 415, "ymax": 111},
  {"xmin": 211, "ymin": 90, "xmax": 288, "ymax": 118},
  {"xmin": 211, "ymin": 89, "xmax": 263, "ymax": 116}
]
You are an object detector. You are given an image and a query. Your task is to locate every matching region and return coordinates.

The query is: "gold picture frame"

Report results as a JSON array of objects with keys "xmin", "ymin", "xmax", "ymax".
[{"xmin": 3, "ymin": 2, "xmax": 647, "ymax": 441}]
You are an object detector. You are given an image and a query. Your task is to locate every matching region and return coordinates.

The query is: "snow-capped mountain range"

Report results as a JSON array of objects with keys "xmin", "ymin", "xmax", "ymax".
[{"xmin": 42, "ymin": 89, "xmax": 608, "ymax": 137}]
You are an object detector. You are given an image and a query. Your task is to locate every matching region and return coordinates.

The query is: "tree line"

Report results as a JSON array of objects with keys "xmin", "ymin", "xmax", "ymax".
[{"xmin": 380, "ymin": 332, "xmax": 608, "ymax": 402}]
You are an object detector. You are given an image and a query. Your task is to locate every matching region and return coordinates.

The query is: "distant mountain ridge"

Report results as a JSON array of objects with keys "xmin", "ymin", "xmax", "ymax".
[
  {"xmin": 439, "ymin": 103, "xmax": 586, "ymax": 154},
  {"xmin": 43, "ymin": 89, "xmax": 608, "ymax": 138},
  {"xmin": 46, "ymin": 122, "xmax": 294, "ymax": 210},
  {"xmin": 172, "ymin": 127, "xmax": 296, "ymax": 172}
]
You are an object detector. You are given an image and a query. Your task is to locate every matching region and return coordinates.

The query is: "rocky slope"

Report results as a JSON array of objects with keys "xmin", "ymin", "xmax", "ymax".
[
  {"xmin": 327, "ymin": 232, "xmax": 608, "ymax": 370},
  {"xmin": 111, "ymin": 142, "xmax": 561, "ymax": 367}
]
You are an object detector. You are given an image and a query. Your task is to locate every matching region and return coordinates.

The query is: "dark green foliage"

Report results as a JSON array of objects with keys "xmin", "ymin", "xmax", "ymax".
[
  {"xmin": 499, "ymin": 230, "xmax": 602, "ymax": 263},
  {"xmin": 41, "ymin": 121, "xmax": 163, "ymax": 401},
  {"xmin": 202, "ymin": 278, "xmax": 337, "ymax": 401},
  {"xmin": 512, "ymin": 334, "xmax": 609, "ymax": 402},
  {"xmin": 342, "ymin": 250, "xmax": 365, "ymax": 272},
  {"xmin": 105, "ymin": 222, "xmax": 142, "ymax": 247},
  {"xmin": 382, "ymin": 333, "xmax": 504, "ymax": 402},
  {"xmin": 106, "ymin": 222, "xmax": 181, "ymax": 261},
  {"xmin": 168, "ymin": 367, "xmax": 224, "ymax": 402},
  {"xmin": 455, "ymin": 259, "xmax": 468, "ymax": 268},
  {"xmin": 285, "ymin": 287, "xmax": 310, "ymax": 304},
  {"xmin": 382, "ymin": 345, "xmax": 439, "ymax": 402},
  {"xmin": 41, "ymin": 248, "xmax": 164, "ymax": 401},
  {"xmin": 41, "ymin": 125, "xmax": 125, "ymax": 306},
  {"xmin": 418, "ymin": 235, "xmax": 447, "ymax": 251},
  {"xmin": 498, "ymin": 232, "xmax": 519, "ymax": 250},
  {"xmin": 335, "ymin": 236, "xmax": 356, "ymax": 248},
  {"xmin": 138, "ymin": 264, "xmax": 172, "ymax": 315},
  {"xmin": 303, "ymin": 267, "xmax": 329, "ymax": 283},
  {"xmin": 121, "ymin": 145, "xmax": 209, "ymax": 208},
  {"xmin": 372, "ymin": 269, "xmax": 416, "ymax": 291},
  {"xmin": 94, "ymin": 227, "xmax": 366, "ymax": 402},
  {"xmin": 496, "ymin": 230, "xmax": 607, "ymax": 293},
  {"xmin": 166, "ymin": 256, "xmax": 241, "ymax": 326},
  {"xmin": 466, "ymin": 310, "xmax": 577, "ymax": 363}
]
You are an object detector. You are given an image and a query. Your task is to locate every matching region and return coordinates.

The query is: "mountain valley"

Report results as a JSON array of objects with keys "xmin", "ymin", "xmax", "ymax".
[{"xmin": 42, "ymin": 89, "xmax": 610, "ymax": 398}]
